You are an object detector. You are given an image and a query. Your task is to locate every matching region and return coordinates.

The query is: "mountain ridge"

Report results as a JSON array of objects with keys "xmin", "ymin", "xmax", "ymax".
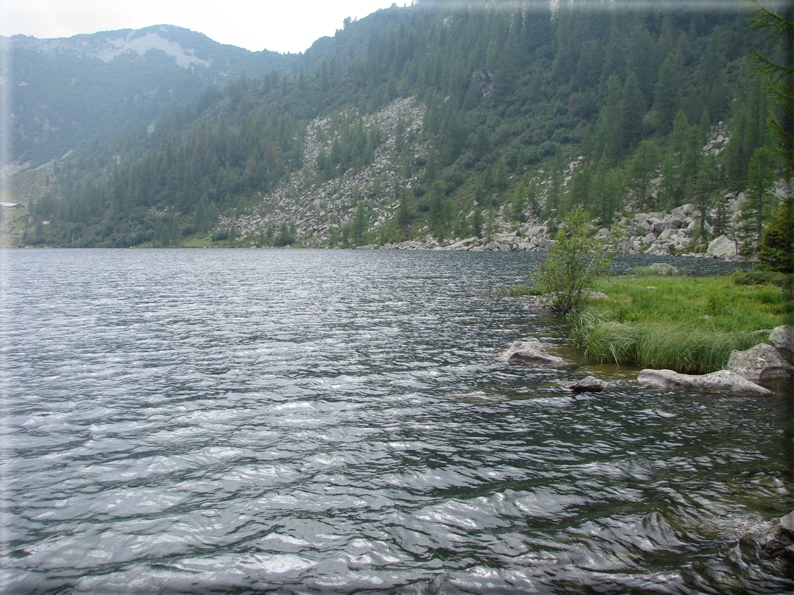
[{"xmin": 4, "ymin": 2, "xmax": 786, "ymax": 259}]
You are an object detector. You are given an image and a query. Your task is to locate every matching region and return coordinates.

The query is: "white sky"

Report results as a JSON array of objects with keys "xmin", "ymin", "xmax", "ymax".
[{"xmin": 0, "ymin": 0, "xmax": 405, "ymax": 54}]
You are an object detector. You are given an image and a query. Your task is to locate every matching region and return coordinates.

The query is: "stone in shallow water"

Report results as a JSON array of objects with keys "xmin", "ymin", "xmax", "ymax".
[
  {"xmin": 637, "ymin": 368, "xmax": 771, "ymax": 396},
  {"xmin": 505, "ymin": 340, "xmax": 567, "ymax": 367},
  {"xmin": 569, "ymin": 376, "xmax": 607, "ymax": 393},
  {"xmin": 726, "ymin": 343, "xmax": 794, "ymax": 381}
]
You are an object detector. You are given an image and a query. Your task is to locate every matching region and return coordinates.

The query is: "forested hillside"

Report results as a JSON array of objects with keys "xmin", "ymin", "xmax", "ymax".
[{"xmin": 13, "ymin": 0, "xmax": 787, "ymax": 255}]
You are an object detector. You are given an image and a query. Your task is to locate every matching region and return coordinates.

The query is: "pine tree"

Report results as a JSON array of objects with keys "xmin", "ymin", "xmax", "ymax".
[
  {"xmin": 628, "ymin": 140, "xmax": 660, "ymax": 211},
  {"xmin": 620, "ymin": 71, "xmax": 646, "ymax": 153},
  {"xmin": 738, "ymin": 147, "xmax": 776, "ymax": 254}
]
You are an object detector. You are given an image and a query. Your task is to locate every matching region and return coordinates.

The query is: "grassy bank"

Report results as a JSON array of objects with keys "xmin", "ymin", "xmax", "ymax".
[{"xmin": 569, "ymin": 273, "xmax": 792, "ymax": 374}]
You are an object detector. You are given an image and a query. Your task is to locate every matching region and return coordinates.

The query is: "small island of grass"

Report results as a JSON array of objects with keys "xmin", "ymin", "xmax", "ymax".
[{"xmin": 570, "ymin": 272, "xmax": 792, "ymax": 374}]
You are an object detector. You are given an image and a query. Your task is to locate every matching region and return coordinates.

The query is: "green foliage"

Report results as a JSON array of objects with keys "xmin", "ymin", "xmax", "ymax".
[
  {"xmin": 757, "ymin": 202, "xmax": 794, "ymax": 273},
  {"xmin": 570, "ymin": 275, "xmax": 787, "ymax": 373},
  {"xmin": 733, "ymin": 269, "xmax": 788, "ymax": 287},
  {"xmin": 628, "ymin": 264, "xmax": 682, "ymax": 276},
  {"xmin": 628, "ymin": 140, "xmax": 660, "ymax": 211},
  {"xmin": 15, "ymin": 3, "xmax": 767, "ymax": 248},
  {"xmin": 738, "ymin": 147, "xmax": 777, "ymax": 253},
  {"xmin": 535, "ymin": 207, "xmax": 614, "ymax": 314}
]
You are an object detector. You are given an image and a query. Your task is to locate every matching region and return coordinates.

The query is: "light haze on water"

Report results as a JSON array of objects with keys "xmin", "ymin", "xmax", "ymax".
[{"xmin": 1, "ymin": 249, "xmax": 792, "ymax": 593}]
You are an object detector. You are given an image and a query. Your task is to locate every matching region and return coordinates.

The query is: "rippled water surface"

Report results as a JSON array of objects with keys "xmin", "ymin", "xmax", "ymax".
[{"xmin": 1, "ymin": 249, "xmax": 792, "ymax": 593}]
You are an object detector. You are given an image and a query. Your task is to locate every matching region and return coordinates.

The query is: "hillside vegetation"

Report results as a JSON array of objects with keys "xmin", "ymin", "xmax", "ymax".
[{"xmin": 12, "ymin": 0, "xmax": 786, "ymax": 252}]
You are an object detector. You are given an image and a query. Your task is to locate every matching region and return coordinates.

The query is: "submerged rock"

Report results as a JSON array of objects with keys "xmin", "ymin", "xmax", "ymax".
[
  {"xmin": 726, "ymin": 343, "xmax": 794, "ymax": 381},
  {"xmin": 569, "ymin": 376, "xmax": 607, "ymax": 393},
  {"xmin": 505, "ymin": 340, "xmax": 567, "ymax": 367},
  {"xmin": 637, "ymin": 368, "xmax": 771, "ymax": 396},
  {"xmin": 754, "ymin": 511, "xmax": 794, "ymax": 573}
]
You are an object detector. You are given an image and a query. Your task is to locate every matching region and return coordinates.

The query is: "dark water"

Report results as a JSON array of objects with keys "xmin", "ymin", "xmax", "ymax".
[{"xmin": 1, "ymin": 249, "xmax": 792, "ymax": 594}]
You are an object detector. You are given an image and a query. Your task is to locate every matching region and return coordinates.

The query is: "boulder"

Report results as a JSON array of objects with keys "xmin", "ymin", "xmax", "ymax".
[
  {"xmin": 671, "ymin": 204, "xmax": 695, "ymax": 217},
  {"xmin": 706, "ymin": 235, "xmax": 737, "ymax": 259},
  {"xmin": 757, "ymin": 511, "xmax": 794, "ymax": 567},
  {"xmin": 570, "ymin": 376, "xmax": 608, "ymax": 393},
  {"xmin": 770, "ymin": 325, "xmax": 794, "ymax": 354},
  {"xmin": 641, "ymin": 232, "xmax": 656, "ymax": 247},
  {"xmin": 726, "ymin": 343, "xmax": 794, "ymax": 381},
  {"xmin": 645, "ymin": 242, "xmax": 670, "ymax": 256},
  {"xmin": 505, "ymin": 340, "xmax": 567, "ymax": 367},
  {"xmin": 652, "ymin": 220, "xmax": 670, "ymax": 233},
  {"xmin": 637, "ymin": 368, "xmax": 772, "ymax": 396},
  {"xmin": 658, "ymin": 227, "xmax": 678, "ymax": 241}
]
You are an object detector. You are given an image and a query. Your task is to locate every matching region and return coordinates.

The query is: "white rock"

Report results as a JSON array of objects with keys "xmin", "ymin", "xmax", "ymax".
[
  {"xmin": 638, "ymin": 369, "xmax": 771, "ymax": 396},
  {"xmin": 726, "ymin": 343, "xmax": 794, "ymax": 381},
  {"xmin": 706, "ymin": 235, "xmax": 737, "ymax": 259}
]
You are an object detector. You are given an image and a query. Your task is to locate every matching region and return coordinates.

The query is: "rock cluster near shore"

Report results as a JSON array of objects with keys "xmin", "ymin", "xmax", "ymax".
[
  {"xmin": 744, "ymin": 511, "xmax": 794, "ymax": 574},
  {"xmin": 505, "ymin": 326, "xmax": 792, "ymax": 398},
  {"xmin": 637, "ymin": 325, "xmax": 793, "ymax": 396},
  {"xmin": 355, "ymin": 201, "xmax": 750, "ymax": 257}
]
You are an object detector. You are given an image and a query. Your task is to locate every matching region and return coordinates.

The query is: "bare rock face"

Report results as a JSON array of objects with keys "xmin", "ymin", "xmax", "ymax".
[
  {"xmin": 770, "ymin": 325, "xmax": 794, "ymax": 355},
  {"xmin": 726, "ymin": 343, "xmax": 794, "ymax": 381},
  {"xmin": 505, "ymin": 340, "xmax": 567, "ymax": 367},
  {"xmin": 637, "ymin": 368, "xmax": 772, "ymax": 396}
]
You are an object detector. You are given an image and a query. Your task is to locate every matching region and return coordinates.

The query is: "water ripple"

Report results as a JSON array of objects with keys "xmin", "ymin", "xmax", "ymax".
[{"xmin": 1, "ymin": 249, "xmax": 792, "ymax": 593}]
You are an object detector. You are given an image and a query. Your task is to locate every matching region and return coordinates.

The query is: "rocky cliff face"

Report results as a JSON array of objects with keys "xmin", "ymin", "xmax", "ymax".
[{"xmin": 225, "ymin": 97, "xmax": 428, "ymax": 246}]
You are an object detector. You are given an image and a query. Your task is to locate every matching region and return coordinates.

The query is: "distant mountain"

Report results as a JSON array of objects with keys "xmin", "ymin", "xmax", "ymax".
[
  {"xmin": 2, "ymin": 25, "xmax": 301, "ymax": 168},
  {"xmin": 8, "ymin": 2, "xmax": 784, "ymax": 257}
]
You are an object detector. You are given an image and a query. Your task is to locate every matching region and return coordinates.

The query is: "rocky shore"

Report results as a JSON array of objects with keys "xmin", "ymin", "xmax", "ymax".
[
  {"xmin": 377, "ymin": 200, "xmax": 751, "ymax": 259},
  {"xmin": 506, "ymin": 325, "xmax": 794, "ymax": 397}
]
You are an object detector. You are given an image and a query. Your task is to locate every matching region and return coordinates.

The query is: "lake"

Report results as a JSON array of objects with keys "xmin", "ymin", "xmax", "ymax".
[{"xmin": 1, "ymin": 249, "xmax": 792, "ymax": 593}]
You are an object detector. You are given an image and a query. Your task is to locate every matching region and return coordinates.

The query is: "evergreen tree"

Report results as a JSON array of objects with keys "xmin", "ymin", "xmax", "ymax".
[
  {"xmin": 349, "ymin": 200, "xmax": 369, "ymax": 246},
  {"xmin": 620, "ymin": 71, "xmax": 646, "ymax": 153},
  {"xmin": 511, "ymin": 183, "xmax": 528, "ymax": 223},
  {"xmin": 738, "ymin": 147, "xmax": 776, "ymax": 254},
  {"xmin": 628, "ymin": 140, "xmax": 660, "ymax": 211}
]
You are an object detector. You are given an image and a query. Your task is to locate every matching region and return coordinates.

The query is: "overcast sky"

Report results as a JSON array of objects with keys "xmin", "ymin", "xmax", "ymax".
[{"xmin": 0, "ymin": 0, "xmax": 405, "ymax": 54}]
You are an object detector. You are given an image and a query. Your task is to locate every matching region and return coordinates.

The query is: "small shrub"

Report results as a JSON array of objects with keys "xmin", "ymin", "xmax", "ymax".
[
  {"xmin": 732, "ymin": 270, "xmax": 787, "ymax": 287},
  {"xmin": 536, "ymin": 207, "xmax": 614, "ymax": 314},
  {"xmin": 629, "ymin": 264, "xmax": 682, "ymax": 276}
]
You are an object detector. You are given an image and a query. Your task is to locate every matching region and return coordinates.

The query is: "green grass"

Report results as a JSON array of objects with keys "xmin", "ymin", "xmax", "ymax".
[
  {"xmin": 569, "ymin": 275, "xmax": 792, "ymax": 373},
  {"xmin": 627, "ymin": 264, "xmax": 682, "ymax": 276}
]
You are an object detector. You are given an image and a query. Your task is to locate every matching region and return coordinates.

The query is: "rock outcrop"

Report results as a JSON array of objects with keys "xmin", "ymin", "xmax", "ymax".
[
  {"xmin": 726, "ymin": 343, "xmax": 794, "ymax": 381},
  {"xmin": 505, "ymin": 340, "xmax": 567, "ymax": 367},
  {"xmin": 637, "ymin": 368, "xmax": 772, "ymax": 396},
  {"xmin": 770, "ymin": 325, "xmax": 794, "ymax": 357}
]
